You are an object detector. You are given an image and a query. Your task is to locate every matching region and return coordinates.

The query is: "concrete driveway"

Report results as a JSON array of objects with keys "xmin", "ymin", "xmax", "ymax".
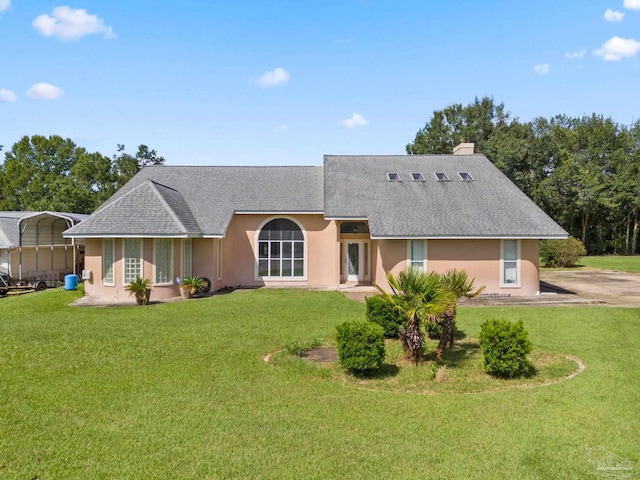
[{"xmin": 540, "ymin": 269, "xmax": 640, "ymax": 307}]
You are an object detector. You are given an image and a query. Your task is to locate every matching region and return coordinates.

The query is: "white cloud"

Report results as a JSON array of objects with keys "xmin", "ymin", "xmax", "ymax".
[
  {"xmin": 255, "ymin": 67, "xmax": 290, "ymax": 88},
  {"xmin": 594, "ymin": 36, "xmax": 640, "ymax": 61},
  {"xmin": 604, "ymin": 8, "xmax": 625, "ymax": 22},
  {"xmin": 623, "ymin": 0, "xmax": 640, "ymax": 10},
  {"xmin": 340, "ymin": 113, "xmax": 368, "ymax": 129},
  {"xmin": 27, "ymin": 83, "xmax": 63, "ymax": 99},
  {"xmin": 565, "ymin": 49, "xmax": 586, "ymax": 59},
  {"xmin": 32, "ymin": 6, "xmax": 115, "ymax": 41},
  {"xmin": 0, "ymin": 88, "xmax": 17, "ymax": 102},
  {"xmin": 0, "ymin": 0, "xmax": 10, "ymax": 12},
  {"xmin": 533, "ymin": 63, "xmax": 551, "ymax": 75}
]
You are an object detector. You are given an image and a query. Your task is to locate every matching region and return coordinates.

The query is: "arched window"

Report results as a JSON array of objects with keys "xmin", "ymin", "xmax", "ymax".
[{"xmin": 258, "ymin": 218, "xmax": 305, "ymax": 278}]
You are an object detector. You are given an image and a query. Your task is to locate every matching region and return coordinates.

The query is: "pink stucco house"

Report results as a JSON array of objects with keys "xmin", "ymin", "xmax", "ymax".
[{"xmin": 63, "ymin": 144, "xmax": 567, "ymax": 302}]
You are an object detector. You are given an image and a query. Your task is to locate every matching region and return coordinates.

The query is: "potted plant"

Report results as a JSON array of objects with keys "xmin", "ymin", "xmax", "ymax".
[
  {"xmin": 180, "ymin": 275, "xmax": 207, "ymax": 299},
  {"xmin": 125, "ymin": 277, "xmax": 152, "ymax": 305}
]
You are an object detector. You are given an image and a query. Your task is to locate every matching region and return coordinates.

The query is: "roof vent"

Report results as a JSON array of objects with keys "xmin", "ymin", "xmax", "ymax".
[{"xmin": 453, "ymin": 143, "xmax": 474, "ymax": 155}]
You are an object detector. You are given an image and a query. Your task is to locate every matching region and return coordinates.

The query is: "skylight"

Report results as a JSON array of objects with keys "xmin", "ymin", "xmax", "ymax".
[
  {"xmin": 411, "ymin": 172, "xmax": 425, "ymax": 181},
  {"xmin": 458, "ymin": 172, "xmax": 474, "ymax": 181},
  {"xmin": 387, "ymin": 172, "xmax": 400, "ymax": 181},
  {"xmin": 434, "ymin": 172, "xmax": 449, "ymax": 181}
]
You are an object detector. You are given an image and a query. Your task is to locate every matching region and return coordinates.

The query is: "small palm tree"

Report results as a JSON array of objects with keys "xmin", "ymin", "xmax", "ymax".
[
  {"xmin": 375, "ymin": 268, "xmax": 454, "ymax": 364},
  {"xmin": 125, "ymin": 277, "xmax": 152, "ymax": 305},
  {"xmin": 436, "ymin": 269, "xmax": 485, "ymax": 356}
]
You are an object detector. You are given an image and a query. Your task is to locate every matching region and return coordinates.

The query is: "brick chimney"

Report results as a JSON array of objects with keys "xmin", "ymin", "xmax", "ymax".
[{"xmin": 453, "ymin": 143, "xmax": 474, "ymax": 155}]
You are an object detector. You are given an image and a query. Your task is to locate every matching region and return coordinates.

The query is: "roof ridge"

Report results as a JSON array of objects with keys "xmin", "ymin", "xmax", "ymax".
[{"xmin": 146, "ymin": 181, "xmax": 192, "ymax": 235}]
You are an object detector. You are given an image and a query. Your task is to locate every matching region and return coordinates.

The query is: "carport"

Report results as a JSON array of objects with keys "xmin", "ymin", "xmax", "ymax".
[{"xmin": 0, "ymin": 211, "xmax": 87, "ymax": 284}]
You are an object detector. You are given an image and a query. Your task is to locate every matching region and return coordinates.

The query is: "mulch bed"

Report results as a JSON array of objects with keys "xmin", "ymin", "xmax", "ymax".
[{"xmin": 299, "ymin": 347, "xmax": 338, "ymax": 363}]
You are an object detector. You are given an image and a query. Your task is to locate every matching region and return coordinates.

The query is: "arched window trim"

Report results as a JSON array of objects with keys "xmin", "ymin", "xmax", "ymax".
[{"xmin": 254, "ymin": 216, "xmax": 307, "ymax": 281}]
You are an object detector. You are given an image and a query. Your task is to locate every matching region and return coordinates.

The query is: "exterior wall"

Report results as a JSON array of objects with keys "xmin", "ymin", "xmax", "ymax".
[
  {"xmin": 371, "ymin": 239, "xmax": 409, "ymax": 287},
  {"xmin": 428, "ymin": 239, "xmax": 540, "ymax": 296},
  {"xmin": 81, "ymin": 228, "xmax": 540, "ymax": 301},
  {"xmin": 372, "ymin": 238, "xmax": 540, "ymax": 296},
  {"xmin": 82, "ymin": 213, "xmax": 340, "ymax": 302},
  {"xmin": 219, "ymin": 214, "xmax": 339, "ymax": 289}
]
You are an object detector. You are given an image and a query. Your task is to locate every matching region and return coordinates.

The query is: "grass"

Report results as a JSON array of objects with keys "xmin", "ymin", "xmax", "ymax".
[
  {"xmin": 578, "ymin": 255, "xmax": 640, "ymax": 273},
  {"xmin": 1, "ymin": 288, "xmax": 639, "ymax": 479}
]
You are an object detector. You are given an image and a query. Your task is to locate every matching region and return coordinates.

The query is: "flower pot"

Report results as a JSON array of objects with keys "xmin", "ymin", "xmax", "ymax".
[
  {"xmin": 136, "ymin": 288, "xmax": 151, "ymax": 305},
  {"xmin": 180, "ymin": 287, "xmax": 193, "ymax": 300}
]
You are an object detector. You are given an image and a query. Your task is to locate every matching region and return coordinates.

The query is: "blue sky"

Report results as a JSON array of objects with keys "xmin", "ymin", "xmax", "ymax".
[{"xmin": 1, "ymin": 1, "xmax": 639, "ymax": 166}]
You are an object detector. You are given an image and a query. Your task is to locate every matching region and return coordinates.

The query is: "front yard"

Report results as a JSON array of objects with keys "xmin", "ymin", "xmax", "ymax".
[{"xmin": 1, "ymin": 288, "xmax": 638, "ymax": 479}]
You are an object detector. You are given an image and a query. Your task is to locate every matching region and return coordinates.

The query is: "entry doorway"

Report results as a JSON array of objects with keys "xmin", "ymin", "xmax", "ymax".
[{"xmin": 343, "ymin": 240, "xmax": 369, "ymax": 283}]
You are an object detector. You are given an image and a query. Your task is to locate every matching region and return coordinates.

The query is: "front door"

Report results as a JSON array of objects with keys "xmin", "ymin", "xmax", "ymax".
[{"xmin": 346, "ymin": 241, "xmax": 362, "ymax": 282}]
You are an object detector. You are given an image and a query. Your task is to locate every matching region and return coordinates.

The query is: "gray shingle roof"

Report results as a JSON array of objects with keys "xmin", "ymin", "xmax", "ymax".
[
  {"xmin": 64, "ymin": 156, "xmax": 566, "ymax": 239},
  {"xmin": 65, "ymin": 180, "xmax": 201, "ymax": 237},
  {"xmin": 65, "ymin": 166, "xmax": 325, "ymax": 237},
  {"xmin": 324, "ymin": 154, "xmax": 567, "ymax": 238}
]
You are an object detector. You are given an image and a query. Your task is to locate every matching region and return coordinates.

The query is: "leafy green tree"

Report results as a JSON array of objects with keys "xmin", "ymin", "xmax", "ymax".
[
  {"xmin": 0, "ymin": 135, "xmax": 166, "ymax": 213},
  {"xmin": 111, "ymin": 144, "xmax": 165, "ymax": 190},
  {"xmin": 406, "ymin": 96, "xmax": 512, "ymax": 155}
]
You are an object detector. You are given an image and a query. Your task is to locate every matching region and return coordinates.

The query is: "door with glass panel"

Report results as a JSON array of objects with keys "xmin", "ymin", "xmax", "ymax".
[{"xmin": 346, "ymin": 241, "xmax": 363, "ymax": 282}]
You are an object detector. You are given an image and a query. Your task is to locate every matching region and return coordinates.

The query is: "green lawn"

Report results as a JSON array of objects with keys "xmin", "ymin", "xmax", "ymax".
[
  {"xmin": 579, "ymin": 255, "xmax": 640, "ymax": 273},
  {"xmin": 1, "ymin": 288, "xmax": 638, "ymax": 479}
]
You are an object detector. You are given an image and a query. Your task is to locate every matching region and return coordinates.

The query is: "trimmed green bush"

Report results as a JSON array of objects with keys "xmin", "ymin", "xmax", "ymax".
[
  {"xmin": 424, "ymin": 319, "xmax": 443, "ymax": 340},
  {"xmin": 540, "ymin": 236, "xmax": 587, "ymax": 268},
  {"xmin": 365, "ymin": 295, "xmax": 406, "ymax": 337},
  {"xmin": 479, "ymin": 319, "xmax": 533, "ymax": 378},
  {"xmin": 336, "ymin": 321, "xmax": 386, "ymax": 373}
]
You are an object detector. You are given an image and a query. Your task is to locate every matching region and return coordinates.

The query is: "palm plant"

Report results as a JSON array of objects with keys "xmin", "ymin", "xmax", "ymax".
[
  {"xmin": 375, "ymin": 268, "xmax": 454, "ymax": 364},
  {"xmin": 124, "ymin": 277, "xmax": 152, "ymax": 305},
  {"xmin": 436, "ymin": 269, "xmax": 485, "ymax": 356}
]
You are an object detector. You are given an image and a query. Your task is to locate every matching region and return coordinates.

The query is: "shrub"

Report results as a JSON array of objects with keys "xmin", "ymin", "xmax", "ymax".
[
  {"xmin": 335, "ymin": 321, "xmax": 385, "ymax": 373},
  {"xmin": 424, "ymin": 319, "xmax": 443, "ymax": 340},
  {"xmin": 540, "ymin": 237, "xmax": 587, "ymax": 268},
  {"xmin": 365, "ymin": 295, "xmax": 406, "ymax": 337},
  {"xmin": 478, "ymin": 319, "xmax": 533, "ymax": 378}
]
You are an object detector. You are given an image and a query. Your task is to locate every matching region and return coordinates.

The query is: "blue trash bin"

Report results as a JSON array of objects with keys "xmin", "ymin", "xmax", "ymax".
[{"xmin": 65, "ymin": 274, "xmax": 79, "ymax": 290}]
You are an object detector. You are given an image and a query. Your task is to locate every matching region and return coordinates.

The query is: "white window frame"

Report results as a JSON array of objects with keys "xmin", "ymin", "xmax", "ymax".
[
  {"xmin": 501, "ymin": 239, "xmax": 521, "ymax": 287},
  {"xmin": 255, "ymin": 216, "xmax": 307, "ymax": 281},
  {"xmin": 153, "ymin": 238, "xmax": 173, "ymax": 286},
  {"xmin": 102, "ymin": 238, "xmax": 115, "ymax": 286},
  {"xmin": 123, "ymin": 238, "xmax": 143, "ymax": 284},
  {"xmin": 407, "ymin": 239, "xmax": 427, "ymax": 272},
  {"xmin": 181, "ymin": 239, "xmax": 192, "ymax": 279}
]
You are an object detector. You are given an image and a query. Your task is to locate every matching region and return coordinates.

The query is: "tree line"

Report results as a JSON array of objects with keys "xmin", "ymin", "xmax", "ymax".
[
  {"xmin": 407, "ymin": 97, "xmax": 640, "ymax": 255},
  {"xmin": 0, "ymin": 135, "xmax": 164, "ymax": 214}
]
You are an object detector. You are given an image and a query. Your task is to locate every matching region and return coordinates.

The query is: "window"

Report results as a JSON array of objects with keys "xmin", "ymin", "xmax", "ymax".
[
  {"xmin": 387, "ymin": 172, "xmax": 400, "ymax": 181},
  {"xmin": 408, "ymin": 240, "xmax": 426, "ymax": 271},
  {"xmin": 102, "ymin": 239, "xmax": 114, "ymax": 286},
  {"xmin": 154, "ymin": 239, "xmax": 172, "ymax": 285},
  {"xmin": 458, "ymin": 172, "xmax": 474, "ymax": 181},
  {"xmin": 502, "ymin": 239, "xmax": 519, "ymax": 286},
  {"xmin": 435, "ymin": 172, "xmax": 449, "ymax": 181},
  {"xmin": 411, "ymin": 172, "xmax": 425, "ymax": 181},
  {"xmin": 124, "ymin": 238, "xmax": 142, "ymax": 283},
  {"xmin": 181, "ymin": 239, "xmax": 192, "ymax": 279},
  {"xmin": 257, "ymin": 218, "xmax": 305, "ymax": 279}
]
